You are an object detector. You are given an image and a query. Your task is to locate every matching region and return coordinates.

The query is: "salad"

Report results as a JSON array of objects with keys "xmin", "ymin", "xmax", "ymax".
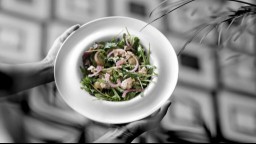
[{"xmin": 80, "ymin": 31, "xmax": 156, "ymax": 102}]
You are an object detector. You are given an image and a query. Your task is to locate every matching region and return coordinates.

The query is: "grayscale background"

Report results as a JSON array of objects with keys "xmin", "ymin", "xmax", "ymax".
[{"xmin": 0, "ymin": 0, "xmax": 255, "ymax": 143}]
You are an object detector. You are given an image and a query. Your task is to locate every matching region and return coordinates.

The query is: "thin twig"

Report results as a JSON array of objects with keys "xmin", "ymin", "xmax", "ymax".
[
  {"xmin": 218, "ymin": 23, "xmax": 224, "ymax": 46},
  {"xmin": 225, "ymin": 54, "xmax": 241, "ymax": 61},
  {"xmin": 177, "ymin": 23, "xmax": 210, "ymax": 56},
  {"xmin": 178, "ymin": 16, "xmax": 233, "ymax": 56},
  {"xmin": 233, "ymin": 24, "xmax": 249, "ymax": 42},
  {"xmin": 149, "ymin": 0, "xmax": 168, "ymax": 17},
  {"xmin": 227, "ymin": 0, "xmax": 256, "ymax": 7},
  {"xmin": 226, "ymin": 16, "xmax": 238, "ymax": 32},
  {"xmin": 150, "ymin": 0, "xmax": 192, "ymax": 18},
  {"xmin": 223, "ymin": 14, "xmax": 252, "ymax": 44},
  {"xmin": 199, "ymin": 24, "xmax": 217, "ymax": 44},
  {"xmin": 140, "ymin": 0, "xmax": 194, "ymax": 31},
  {"xmin": 240, "ymin": 13, "xmax": 248, "ymax": 25}
]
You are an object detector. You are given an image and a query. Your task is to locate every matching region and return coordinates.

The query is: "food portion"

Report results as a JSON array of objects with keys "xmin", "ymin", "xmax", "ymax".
[{"xmin": 80, "ymin": 31, "xmax": 156, "ymax": 101}]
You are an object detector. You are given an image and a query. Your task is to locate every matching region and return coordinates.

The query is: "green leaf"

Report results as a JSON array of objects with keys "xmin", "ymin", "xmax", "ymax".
[
  {"xmin": 138, "ymin": 45, "xmax": 147, "ymax": 65},
  {"xmin": 80, "ymin": 66, "xmax": 88, "ymax": 76},
  {"xmin": 112, "ymin": 89, "xmax": 121, "ymax": 101},
  {"xmin": 118, "ymin": 39, "xmax": 125, "ymax": 48},
  {"xmin": 146, "ymin": 45, "xmax": 151, "ymax": 65},
  {"xmin": 125, "ymin": 92, "xmax": 136, "ymax": 101},
  {"xmin": 95, "ymin": 94, "xmax": 105, "ymax": 100},
  {"xmin": 104, "ymin": 42, "xmax": 117, "ymax": 49},
  {"xmin": 132, "ymin": 37, "xmax": 140, "ymax": 49}
]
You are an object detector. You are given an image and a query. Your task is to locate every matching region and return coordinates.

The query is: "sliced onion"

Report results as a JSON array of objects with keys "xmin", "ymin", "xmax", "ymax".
[
  {"xmin": 125, "ymin": 37, "xmax": 131, "ymax": 46},
  {"xmin": 105, "ymin": 73, "xmax": 121, "ymax": 88},
  {"xmin": 107, "ymin": 49, "xmax": 126, "ymax": 57},
  {"xmin": 122, "ymin": 89, "xmax": 143, "ymax": 98},
  {"xmin": 129, "ymin": 54, "xmax": 139, "ymax": 72},
  {"xmin": 116, "ymin": 59, "xmax": 126, "ymax": 67},
  {"xmin": 94, "ymin": 51, "xmax": 105, "ymax": 66},
  {"xmin": 88, "ymin": 66, "xmax": 103, "ymax": 77},
  {"xmin": 124, "ymin": 45, "xmax": 132, "ymax": 51}
]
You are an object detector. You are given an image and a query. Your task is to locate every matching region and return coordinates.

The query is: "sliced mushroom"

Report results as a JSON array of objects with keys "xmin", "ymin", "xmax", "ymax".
[{"xmin": 128, "ymin": 57, "xmax": 136, "ymax": 65}]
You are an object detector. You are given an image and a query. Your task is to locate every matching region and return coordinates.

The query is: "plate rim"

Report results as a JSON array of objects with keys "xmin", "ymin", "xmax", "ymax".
[{"xmin": 54, "ymin": 16, "xmax": 179, "ymax": 124}]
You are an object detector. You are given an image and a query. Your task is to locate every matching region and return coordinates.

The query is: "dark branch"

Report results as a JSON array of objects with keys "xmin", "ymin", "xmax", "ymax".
[{"xmin": 140, "ymin": 0, "xmax": 194, "ymax": 32}]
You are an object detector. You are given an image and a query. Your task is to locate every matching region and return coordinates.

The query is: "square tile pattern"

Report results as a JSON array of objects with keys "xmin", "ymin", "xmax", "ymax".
[{"xmin": 0, "ymin": 0, "xmax": 255, "ymax": 142}]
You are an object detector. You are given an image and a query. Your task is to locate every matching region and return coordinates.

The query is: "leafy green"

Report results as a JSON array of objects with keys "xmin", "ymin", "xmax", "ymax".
[
  {"xmin": 137, "ymin": 44, "xmax": 147, "ymax": 65},
  {"xmin": 104, "ymin": 42, "xmax": 117, "ymax": 49},
  {"xmin": 133, "ymin": 37, "xmax": 140, "ymax": 49}
]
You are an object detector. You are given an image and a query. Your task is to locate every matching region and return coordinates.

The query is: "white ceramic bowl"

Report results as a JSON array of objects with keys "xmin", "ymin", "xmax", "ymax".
[{"xmin": 54, "ymin": 16, "xmax": 179, "ymax": 124}]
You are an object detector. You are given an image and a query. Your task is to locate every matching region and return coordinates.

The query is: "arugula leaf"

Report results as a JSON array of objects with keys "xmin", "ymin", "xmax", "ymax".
[
  {"xmin": 112, "ymin": 89, "xmax": 121, "ymax": 101},
  {"xmin": 118, "ymin": 39, "xmax": 125, "ymax": 48},
  {"xmin": 125, "ymin": 92, "xmax": 137, "ymax": 101},
  {"xmin": 146, "ymin": 45, "xmax": 151, "ymax": 65},
  {"xmin": 80, "ymin": 66, "xmax": 89, "ymax": 76},
  {"xmin": 132, "ymin": 37, "xmax": 140, "ymax": 49},
  {"xmin": 137, "ymin": 45, "xmax": 147, "ymax": 65}
]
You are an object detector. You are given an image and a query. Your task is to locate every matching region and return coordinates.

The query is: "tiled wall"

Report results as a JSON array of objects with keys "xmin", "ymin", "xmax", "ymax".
[{"xmin": 0, "ymin": 0, "xmax": 255, "ymax": 142}]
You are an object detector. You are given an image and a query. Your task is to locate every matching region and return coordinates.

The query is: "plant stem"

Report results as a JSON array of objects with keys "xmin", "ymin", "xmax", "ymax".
[{"xmin": 227, "ymin": 0, "xmax": 256, "ymax": 7}]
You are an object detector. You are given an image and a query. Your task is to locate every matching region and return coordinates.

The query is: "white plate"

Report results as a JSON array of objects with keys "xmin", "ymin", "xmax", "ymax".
[{"xmin": 54, "ymin": 17, "xmax": 179, "ymax": 124}]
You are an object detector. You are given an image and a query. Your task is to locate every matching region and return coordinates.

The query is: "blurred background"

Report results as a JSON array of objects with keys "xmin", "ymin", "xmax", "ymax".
[{"xmin": 0, "ymin": 0, "xmax": 255, "ymax": 143}]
